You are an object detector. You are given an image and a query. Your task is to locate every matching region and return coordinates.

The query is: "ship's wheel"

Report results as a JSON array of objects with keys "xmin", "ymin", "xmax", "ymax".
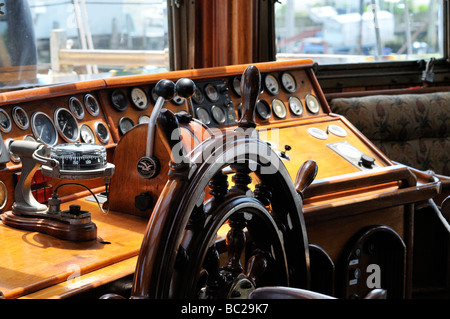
[{"xmin": 130, "ymin": 65, "xmax": 314, "ymax": 299}]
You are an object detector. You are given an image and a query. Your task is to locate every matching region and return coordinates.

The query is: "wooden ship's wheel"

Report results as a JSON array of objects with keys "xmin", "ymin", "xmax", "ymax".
[{"xmin": 129, "ymin": 66, "xmax": 317, "ymax": 299}]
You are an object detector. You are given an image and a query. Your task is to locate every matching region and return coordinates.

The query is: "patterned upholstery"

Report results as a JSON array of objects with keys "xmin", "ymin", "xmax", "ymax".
[{"xmin": 329, "ymin": 92, "xmax": 450, "ymax": 176}]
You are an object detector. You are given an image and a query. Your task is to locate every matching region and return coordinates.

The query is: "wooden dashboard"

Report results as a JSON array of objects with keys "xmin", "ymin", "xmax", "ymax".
[{"xmin": 0, "ymin": 59, "xmax": 441, "ymax": 298}]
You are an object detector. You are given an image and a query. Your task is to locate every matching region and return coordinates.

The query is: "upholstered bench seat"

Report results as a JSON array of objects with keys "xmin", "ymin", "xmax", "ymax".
[{"xmin": 330, "ymin": 92, "xmax": 450, "ymax": 176}]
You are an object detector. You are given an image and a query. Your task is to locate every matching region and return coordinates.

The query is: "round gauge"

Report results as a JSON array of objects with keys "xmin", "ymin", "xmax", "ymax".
[
  {"xmin": 111, "ymin": 89, "xmax": 128, "ymax": 111},
  {"xmin": 12, "ymin": 106, "xmax": 29, "ymax": 130},
  {"xmin": 118, "ymin": 117, "xmax": 135, "ymax": 135},
  {"xmin": 69, "ymin": 97, "xmax": 85, "ymax": 120},
  {"xmin": 272, "ymin": 98, "xmax": 287, "ymax": 119},
  {"xmin": 205, "ymin": 84, "xmax": 219, "ymax": 102},
  {"xmin": 5, "ymin": 139, "xmax": 20, "ymax": 163},
  {"xmin": 130, "ymin": 87, "xmax": 149, "ymax": 110},
  {"xmin": 289, "ymin": 96, "xmax": 303, "ymax": 116},
  {"xmin": 196, "ymin": 107, "xmax": 211, "ymax": 125},
  {"xmin": 84, "ymin": 94, "xmax": 100, "ymax": 116},
  {"xmin": 138, "ymin": 115, "xmax": 150, "ymax": 124},
  {"xmin": 192, "ymin": 87, "xmax": 204, "ymax": 105},
  {"xmin": 305, "ymin": 94, "xmax": 321, "ymax": 114},
  {"xmin": 264, "ymin": 74, "xmax": 280, "ymax": 95},
  {"xmin": 0, "ymin": 180, "xmax": 7, "ymax": 210},
  {"xmin": 0, "ymin": 108, "xmax": 11, "ymax": 133},
  {"xmin": 211, "ymin": 105, "xmax": 226, "ymax": 125},
  {"xmin": 231, "ymin": 76, "xmax": 241, "ymax": 97},
  {"xmin": 281, "ymin": 72, "xmax": 297, "ymax": 93},
  {"xmin": 80, "ymin": 124, "xmax": 96, "ymax": 144},
  {"xmin": 94, "ymin": 121, "xmax": 110, "ymax": 144},
  {"xmin": 31, "ymin": 112, "xmax": 58, "ymax": 146},
  {"xmin": 54, "ymin": 108, "xmax": 80, "ymax": 143},
  {"xmin": 256, "ymin": 100, "xmax": 271, "ymax": 120}
]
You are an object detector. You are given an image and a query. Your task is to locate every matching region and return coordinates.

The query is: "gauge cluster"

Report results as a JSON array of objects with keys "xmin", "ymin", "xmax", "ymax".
[{"xmin": 0, "ymin": 92, "xmax": 112, "ymax": 166}]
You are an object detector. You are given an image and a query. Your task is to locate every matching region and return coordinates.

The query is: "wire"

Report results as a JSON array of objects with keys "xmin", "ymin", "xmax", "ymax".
[{"xmin": 53, "ymin": 182, "xmax": 110, "ymax": 215}]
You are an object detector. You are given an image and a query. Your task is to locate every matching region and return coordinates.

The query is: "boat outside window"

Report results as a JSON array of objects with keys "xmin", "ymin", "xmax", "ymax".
[{"xmin": 275, "ymin": 0, "xmax": 444, "ymax": 64}]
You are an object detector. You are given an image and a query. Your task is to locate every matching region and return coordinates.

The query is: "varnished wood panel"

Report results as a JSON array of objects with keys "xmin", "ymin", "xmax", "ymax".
[{"xmin": 0, "ymin": 198, "xmax": 147, "ymax": 299}]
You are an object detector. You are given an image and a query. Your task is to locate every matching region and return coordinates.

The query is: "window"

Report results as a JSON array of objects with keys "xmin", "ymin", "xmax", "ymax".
[
  {"xmin": 0, "ymin": 0, "xmax": 169, "ymax": 90},
  {"xmin": 275, "ymin": 0, "xmax": 444, "ymax": 65}
]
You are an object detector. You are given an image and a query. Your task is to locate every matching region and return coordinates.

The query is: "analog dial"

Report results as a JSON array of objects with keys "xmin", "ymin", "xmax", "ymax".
[
  {"xmin": 264, "ymin": 74, "xmax": 280, "ymax": 95},
  {"xmin": 211, "ymin": 105, "xmax": 226, "ymax": 125},
  {"xmin": 231, "ymin": 76, "xmax": 241, "ymax": 97},
  {"xmin": 130, "ymin": 87, "xmax": 149, "ymax": 110},
  {"xmin": 69, "ymin": 97, "xmax": 85, "ymax": 120},
  {"xmin": 84, "ymin": 94, "xmax": 100, "ymax": 116},
  {"xmin": 118, "ymin": 117, "xmax": 135, "ymax": 135},
  {"xmin": 54, "ymin": 108, "xmax": 80, "ymax": 143},
  {"xmin": 305, "ymin": 94, "xmax": 320, "ymax": 114},
  {"xmin": 256, "ymin": 100, "xmax": 271, "ymax": 120},
  {"xmin": 31, "ymin": 112, "xmax": 58, "ymax": 146},
  {"xmin": 111, "ymin": 89, "xmax": 128, "ymax": 111},
  {"xmin": 281, "ymin": 72, "xmax": 297, "ymax": 93},
  {"xmin": 0, "ymin": 108, "xmax": 11, "ymax": 133},
  {"xmin": 289, "ymin": 96, "xmax": 303, "ymax": 116},
  {"xmin": 196, "ymin": 107, "xmax": 211, "ymax": 125},
  {"xmin": 12, "ymin": 106, "xmax": 29, "ymax": 130},
  {"xmin": 95, "ymin": 122, "xmax": 110, "ymax": 144},
  {"xmin": 272, "ymin": 98, "xmax": 287, "ymax": 119},
  {"xmin": 80, "ymin": 124, "xmax": 95, "ymax": 144},
  {"xmin": 205, "ymin": 84, "xmax": 219, "ymax": 102}
]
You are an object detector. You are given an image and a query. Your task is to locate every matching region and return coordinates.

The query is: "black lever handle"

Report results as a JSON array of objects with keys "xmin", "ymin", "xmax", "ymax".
[
  {"xmin": 157, "ymin": 108, "xmax": 188, "ymax": 169},
  {"xmin": 238, "ymin": 65, "xmax": 261, "ymax": 129},
  {"xmin": 154, "ymin": 79, "xmax": 176, "ymax": 100},
  {"xmin": 176, "ymin": 78, "xmax": 196, "ymax": 99}
]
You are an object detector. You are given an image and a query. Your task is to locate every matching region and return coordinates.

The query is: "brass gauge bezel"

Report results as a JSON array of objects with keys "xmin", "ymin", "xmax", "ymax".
[{"xmin": 12, "ymin": 106, "xmax": 29, "ymax": 130}]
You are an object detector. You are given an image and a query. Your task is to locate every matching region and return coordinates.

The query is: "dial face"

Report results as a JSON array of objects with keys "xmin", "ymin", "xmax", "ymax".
[
  {"xmin": 84, "ymin": 94, "xmax": 100, "ymax": 116},
  {"xmin": 192, "ymin": 87, "xmax": 205, "ymax": 105},
  {"xmin": 231, "ymin": 76, "xmax": 241, "ymax": 97},
  {"xmin": 211, "ymin": 105, "xmax": 226, "ymax": 125},
  {"xmin": 12, "ymin": 106, "xmax": 29, "ymax": 130},
  {"xmin": 80, "ymin": 124, "xmax": 95, "ymax": 144},
  {"xmin": 118, "ymin": 117, "xmax": 135, "ymax": 135},
  {"xmin": 272, "ymin": 98, "xmax": 287, "ymax": 119},
  {"xmin": 205, "ymin": 84, "xmax": 219, "ymax": 102},
  {"xmin": 111, "ymin": 89, "xmax": 128, "ymax": 111},
  {"xmin": 0, "ymin": 108, "xmax": 11, "ymax": 133},
  {"xmin": 31, "ymin": 112, "xmax": 58, "ymax": 146},
  {"xmin": 196, "ymin": 107, "xmax": 211, "ymax": 125},
  {"xmin": 264, "ymin": 74, "xmax": 280, "ymax": 95},
  {"xmin": 281, "ymin": 72, "xmax": 297, "ymax": 93},
  {"xmin": 95, "ymin": 121, "xmax": 110, "ymax": 144},
  {"xmin": 55, "ymin": 108, "xmax": 80, "ymax": 142},
  {"xmin": 305, "ymin": 94, "xmax": 320, "ymax": 114},
  {"xmin": 138, "ymin": 115, "xmax": 150, "ymax": 124},
  {"xmin": 69, "ymin": 97, "xmax": 85, "ymax": 120},
  {"xmin": 289, "ymin": 96, "xmax": 303, "ymax": 116},
  {"xmin": 130, "ymin": 87, "xmax": 149, "ymax": 110},
  {"xmin": 256, "ymin": 100, "xmax": 271, "ymax": 120}
]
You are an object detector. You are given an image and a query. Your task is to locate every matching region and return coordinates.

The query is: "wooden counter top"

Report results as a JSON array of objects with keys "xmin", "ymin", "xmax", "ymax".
[{"xmin": 0, "ymin": 198, "xmax": 148, "ymax": 299}]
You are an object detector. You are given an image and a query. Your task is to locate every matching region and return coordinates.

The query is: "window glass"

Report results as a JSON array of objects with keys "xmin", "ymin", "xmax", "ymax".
[
  {"xmin": 0, "ymin": 0, "xmax": 169, "ymax": 90},
  {"xmin": 275, "ymin": 0, "xmax": 444, "ymax": 64}
]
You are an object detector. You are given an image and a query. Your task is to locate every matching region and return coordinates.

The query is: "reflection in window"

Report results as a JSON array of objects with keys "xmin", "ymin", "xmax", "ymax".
[
  {"xmin": 29, "ymin": 0, "xmax": 169, "ymax": 78},
  {"xmin": 275, "ymin": 0, "xmax": 443, "ymax": 64}
]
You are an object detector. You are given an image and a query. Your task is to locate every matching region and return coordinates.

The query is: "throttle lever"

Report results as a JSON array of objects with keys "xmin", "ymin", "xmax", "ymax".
[
  {"xmin": 156, "ymin": 108, "xmax": 189, "ymax": 170},
  {"xmin": 295, "ymin": 160, "xmax": 318, "ymax": 198},
  {"xmin": 237, "ymin": 65, "xmax": 261, "ymax": 129},
  {"xmin": 146, "ymin": 79, "xmax": 176, "ymax": 158}
]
